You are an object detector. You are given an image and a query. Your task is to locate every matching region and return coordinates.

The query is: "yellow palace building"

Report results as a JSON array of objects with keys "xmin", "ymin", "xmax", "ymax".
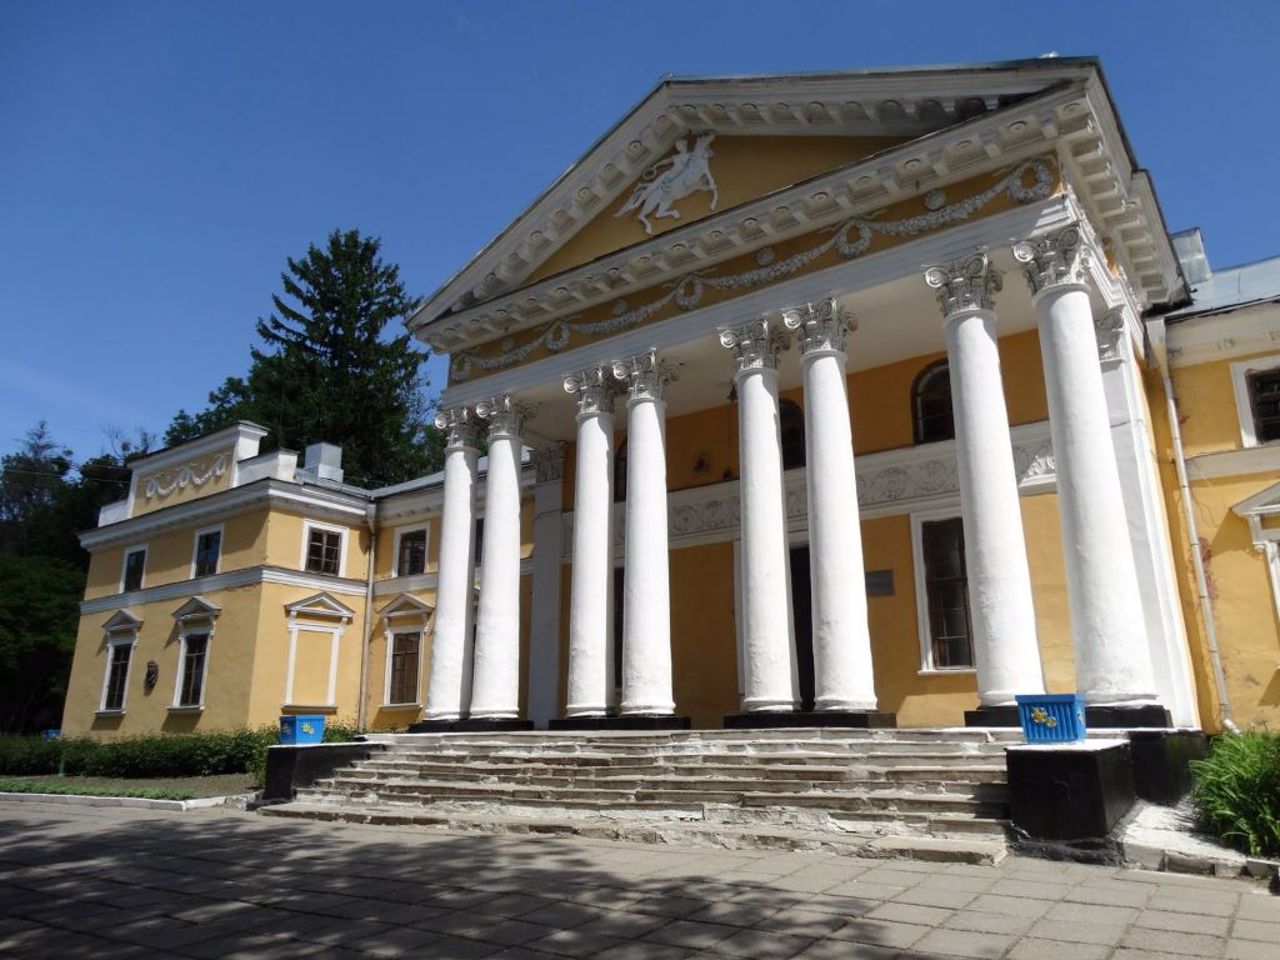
[{"xmin": 63, "ymin": 58, "xmax": 1280, "ymax": 739}]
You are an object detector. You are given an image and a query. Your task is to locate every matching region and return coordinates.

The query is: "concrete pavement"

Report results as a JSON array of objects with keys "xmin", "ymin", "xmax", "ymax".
[{"xmin": 0, "ymin": 799, "xmax": 1276, "ymax": 959}]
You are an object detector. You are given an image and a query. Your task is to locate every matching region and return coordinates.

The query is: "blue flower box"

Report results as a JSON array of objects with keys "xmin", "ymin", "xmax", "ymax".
[
  {"xmin": 1015, "ymin": 693, "xmax": 1086, "ymax": 743},
  {"xmin": 279, "ymin": 714, "xmax": 325, "ymax": 745}
]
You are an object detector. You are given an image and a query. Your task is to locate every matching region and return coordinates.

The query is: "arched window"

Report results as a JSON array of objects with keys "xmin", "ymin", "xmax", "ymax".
[
  {"xmin": 912, "ymin": 360, "xmax": 955, "ymax": 444},
  {"xmin": 614, "ymin": 440, "xmax": 627, "ymax": 503},
  {"xmin": 780, "ymin": 399, "xmax": 806, "ymax": 470}
]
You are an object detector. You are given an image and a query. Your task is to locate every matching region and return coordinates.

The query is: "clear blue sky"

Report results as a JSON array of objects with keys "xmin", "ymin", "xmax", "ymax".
[{"xmin": 4, "ymin": 0, "xmax": 1278, "ymax": 459}]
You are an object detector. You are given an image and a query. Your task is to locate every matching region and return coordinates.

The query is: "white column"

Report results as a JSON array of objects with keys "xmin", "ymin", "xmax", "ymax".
[
  {"xmin": 423, "ymin": 407, "xmax": 480, "ymax": 721},
  {"xmin": 781, "ymin": 299, "xmax": 878, "ymax": 712},
  {"xmin": 720, "ymin": 318, "xmax": 798, "ymax": 713},
  {"xmin": 563, "ymin": 366, "xmax": 621, "ymax": 717},
  {"xmin": 468, "ymin": 395, "xmax": 531, "ymax": 720},
  {"xmin": 526, "ymin": 443, "xmax": 566, "ymax": 728},
  {"xmin": 1014, "ymin": 225, "xmax": 1159, "ymax": 706},
  {"xmin": 923, "ymin": 255, "xmax": 1046, "ymax": 706},
  {"xmin": 612, "ymin": 350, "xmax": 675, "ymax": 716}
]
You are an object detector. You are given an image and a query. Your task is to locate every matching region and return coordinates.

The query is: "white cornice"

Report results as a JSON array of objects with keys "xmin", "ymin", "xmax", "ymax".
[
  {"xmin": 439, "ymin": 194, "xmax": 1076, "ymax": 408},
  {"xmin": 1187, "ymin": 444, "xmax": 1280, "ymax": 481},
  {"xmin": 80, "ymin": 564, "xmax": 369, "ymax": 615},
  {"xmin": 80, "ymin": 479, "xmax": 369, "ymax": 551},
  {"xmin": 1166, "ymin": 302, "xmax": 1280, "ymax": 367}
]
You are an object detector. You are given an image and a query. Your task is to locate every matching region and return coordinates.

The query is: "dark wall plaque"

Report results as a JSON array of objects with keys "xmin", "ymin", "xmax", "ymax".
[{"xmin": 865, "ymin": 569, "xmax": 894, "ymax": 597}]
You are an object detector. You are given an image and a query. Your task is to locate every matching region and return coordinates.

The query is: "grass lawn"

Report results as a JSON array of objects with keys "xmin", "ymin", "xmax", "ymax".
[{"xmin": 0, "ymin": 773, "xmax": 255, "ymax": 800}]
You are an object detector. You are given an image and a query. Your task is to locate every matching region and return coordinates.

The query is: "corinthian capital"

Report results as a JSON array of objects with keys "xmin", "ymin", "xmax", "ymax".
[
  {"xmin": 434, "ymin": 406, "xmax": 481, "ymax": 451},
  {"xmin": 612, "ymin": 349, "xmax": 673, "ymax": 403},
  {"xmin": 780, "ymin": 297, "xmax": 854, "ymax": 356},
  {"xmin": 563, "ymin": 364, "xmax": 623, "ymax": 418},
  {"xmin": 719, "ymin": 317, "xmax": 789, "ymax": 376},
  {"xmin": 923, "ymin": 252, "xmax": 1002, "ymax": 318},
  {"xmin": 475, "ymin": 394, "xmax": 534, "ymax": 440},
  {"xmin": 1012, "ymin": 224, "xmax": 1090, "ymax": 295}
]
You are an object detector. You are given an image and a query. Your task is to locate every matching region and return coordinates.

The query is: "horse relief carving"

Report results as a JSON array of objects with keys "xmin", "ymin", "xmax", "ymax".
[{"xmin": 615, "ymin": 132, "xmax": 718, "ymax": 234}]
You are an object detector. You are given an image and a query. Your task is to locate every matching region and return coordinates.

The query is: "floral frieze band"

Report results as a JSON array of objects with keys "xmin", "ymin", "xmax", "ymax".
[
  {"xmin": 143, "ymin": 453, "xmax": 229, "ymax": 499},
  {"xmin": 451, "ymin": 158, "xmax": 1057, "ymax": 383}
]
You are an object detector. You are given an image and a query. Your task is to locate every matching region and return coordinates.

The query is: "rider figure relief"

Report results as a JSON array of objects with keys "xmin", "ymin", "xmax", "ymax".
[{"xmin": 615, "ymin": 132, "xmax": 719, "ymax": 234}]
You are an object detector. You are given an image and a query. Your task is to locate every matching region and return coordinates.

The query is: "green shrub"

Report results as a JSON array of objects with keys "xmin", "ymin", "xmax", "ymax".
[
  {"xmin": 1191, "ymin": 731, "xmax": 1280, "ymax": 857},
  {"xmin": 0, "ymin": 735, "xmax": 63, "ymax": 775},
  {"xmin": 0, "ymin": 779, "xmax": 197, "ymax": 801}
]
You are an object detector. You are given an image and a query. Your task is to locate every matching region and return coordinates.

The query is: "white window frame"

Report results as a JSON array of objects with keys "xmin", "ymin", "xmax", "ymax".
[
  {"xmin": 120, "ymin": 544, "xmax": 148, "ymax": 594},
  {"xmin": 284, "ymin": 615, "xmax": 345, "ymax": 708},
  {"xmin": 172, "ymin": 622, "xmax": 214, "ymax": 710},
  {"xmin": 391, "ymin": 523, "xmax": 430, "ymax": 578},
  {"xmin": 189, "ymin": 524, "xmax": 224, "ymax": 580},
  {"xmin": 300, "ymin": 520, "xmax": 347, "ymax": 578},
  {"xmin": 910, "ymin": 505, "xmax": 977, "ymax": 676},
  {"xmin": 99, "ymin": 632, "xmax": 137, "ymax": 714},
  {"xmin": 383, "ymin": 627, "xmax": 424, "ymax": 707},
  {"xmin": 1230, "ymin": 354, "xmax": 1280, "ymax": 448}
]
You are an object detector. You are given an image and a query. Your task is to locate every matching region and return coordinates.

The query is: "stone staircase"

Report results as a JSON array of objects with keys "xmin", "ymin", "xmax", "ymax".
[{"xmin": 260, "ymin": 728, "xmax": 1019, "ymax": 863}]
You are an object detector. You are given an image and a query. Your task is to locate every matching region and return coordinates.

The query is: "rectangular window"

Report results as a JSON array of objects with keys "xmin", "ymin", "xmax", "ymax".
[
  {"xmin": 122, "ymin": 548, "xmax": 146, "ymax": 592},
  {"xmin": 613, "ymin": 566, "xmax": 625, "ymax": 691},
  {"xmin": 388, "ymin": 632, "xmax": 420, "ymax": 704},
  {"xmin": 1248, "ymin": 369, "xmax": 1280, "ymax": 444},
  {"xmin": 102, "ymin": 643, "xmax": 133, "ymax": 712},
  {"xmin": 397, "ymin": 529, "xmax": 428, "ymax": 577},
  {"xmin": 193, "ymin": 529, "xmax": 222, "ymax": 578},
  {"xmin": 305, "ymin": 528, "xmax": 342, "ymax": 575},
  {"xmin": 921, "ymin": 517, "xmax": 974, "ymax": 669},
  {"xmin": 178, "ymin": 634, "xmax": 209, "ymax": 706}
]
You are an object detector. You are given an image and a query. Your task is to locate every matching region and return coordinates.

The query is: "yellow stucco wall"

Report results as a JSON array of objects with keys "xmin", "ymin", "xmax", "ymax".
[
  {"xmin": 1170, "ymin": 350, "xmax": 1280, "ymax": 457},
  {"xmin": 529, "ymin": 135, "xmax": 911, "ymax": 284},
  {"xmin": 131, "ymin": 446, "xmax": 236, "ymax": 517}
]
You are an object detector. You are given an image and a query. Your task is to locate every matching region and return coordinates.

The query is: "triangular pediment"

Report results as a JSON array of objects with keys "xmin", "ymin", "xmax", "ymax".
[
  {"xmin": 285, "ymin": 592, "xmax": 356, "ymax": 620},
  {"xmin": 1235, "ymin": 480, "xmax": 1280, "ymax": 517},
  {"xmin": 377, "ymin": 593, "xmax": 435, "ymax": 619},
  {"xmin": 411, "ymin": 57, "xmax": 1180, "ymax": 353},
  {"xmin": 171, "ymin": 596, "xmax": 222, "ymax": 623},
  {"xmin": 103, "ymin": 609, "xmax": 143, "ymax": 632}
]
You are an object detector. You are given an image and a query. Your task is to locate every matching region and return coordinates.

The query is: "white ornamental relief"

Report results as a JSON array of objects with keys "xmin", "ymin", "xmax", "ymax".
[
  {"xmin": 615, "ymin": 132, "xmax": 719, "ymax": 235},
  {"xmin": 144, "ymin": 453, "xmax": 229, "ymax": 499}
]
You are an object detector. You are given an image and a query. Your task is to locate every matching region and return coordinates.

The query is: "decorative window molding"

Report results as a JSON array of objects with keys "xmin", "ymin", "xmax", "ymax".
[
  {"xmin": 301, "ymin": 520, "xmax": 347, "ymax": 578},
  {"xmin": 392, "ymin": 524, "xmax": 430, "ymax": 578},
  {"xmin": 171, "ymin": 598, "xmax": 219, "ymax": 710},
  {"xmin": 909, "ymin": 505, "xmax": 977, "ymax": 675},
  {"xmin": 1232, "ymin": 480, "xmax": 1280, "ymax": 623},
  {"xmin": 1230, "ymin": 354, "xmax": 1280, "ymax": 449},
  {"xmin": 912, "ymin": 359, "xmax": 954, "ymax": 445},
  {"xmin": 283, "ymin": 592, "xmax": 354, "ymax": 708},
  {"xmin": 190, "ymin": 524, "xmax": 224, "ymax": 580},
  {"xmin": 378, "ymin": 593, "xmax": 433, "ymax": 707},
  {"xmin": 98, "ymin": 610, "xmax": 141, "ymax": 714},
  {"xmin": 120, "ymin": 544, "xmax": 147, "ymax": 594}
]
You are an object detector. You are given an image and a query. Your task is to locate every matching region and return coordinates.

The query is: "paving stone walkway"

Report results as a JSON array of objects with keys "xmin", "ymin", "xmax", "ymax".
[{"xmin": 0, "ymin": 799, "xmax": 1276, "ymax": 959}]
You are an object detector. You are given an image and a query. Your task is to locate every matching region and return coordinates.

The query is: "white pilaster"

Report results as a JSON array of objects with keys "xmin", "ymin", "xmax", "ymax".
[
  {"xmin": 468, "ymin": 395, "xmax": 531, "ymax": 720},
  {"xmin": 781, "ymin": 299, "xmax": 879, "ymax": 712},
  {"xmin": 923, "ymin": 254, "xmax": 1046, "ymax": 705},
  {"xmin": 720, "ymin": 318, "xmax": 799, "ymax": 713},
  {"xmin": 563, "ymin": 366, "xmax": 622, "ymax": 717},
  {"xmin": 612, "ymin": 350, "xmax": 675, "ymax": 716},
  {"xmin": 527, "ymin": 443, "xmax": 566, "ymax": 728},
  {"xmin": 423, "ymin": 407, "xmax": 480, "ymax": 721},
  {"xmin": 1014, "ymin": 225, "xmax": 1159, "ymax": 706}
]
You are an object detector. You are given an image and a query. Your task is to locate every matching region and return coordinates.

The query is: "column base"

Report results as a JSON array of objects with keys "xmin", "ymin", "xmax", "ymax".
[
  {"xmin": 964, "ymin": 706, "xmax": 1022, "ymax": 728},
  {"xmin": 548, "ymin": 715, "xmax": 691, "ymax": 731},
  {"xmin": 723, "ymin": 710, "xmax": 896, "ymax": 729},
  {"xmin": 1086, "ymin": 704, "xmax": 1172, "ymax": 728},
  {"xmin": 407, "ymin": 718, "xmax": 535, "ymax": 733}
]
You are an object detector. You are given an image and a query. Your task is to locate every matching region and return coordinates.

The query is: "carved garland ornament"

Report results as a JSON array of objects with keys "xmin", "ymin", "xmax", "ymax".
[
  {"xmin": 451, "ymin": 158, "xmax": 1056, "ymax": 381},
  {"xmin": 144, "ymin": 453, "xmax": 229, "ymax": 499}
]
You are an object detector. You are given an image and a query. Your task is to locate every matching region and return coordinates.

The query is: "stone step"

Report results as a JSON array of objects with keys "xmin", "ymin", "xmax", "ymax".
[
  {"xmin": 259, "ymin": 801, "xmax": 1009, "ymax": 864},
  {"xmin": 366, "ymin": 728, "xmax": 1020, "ymax": 745},
  {"xmin": 379, "ymin": 744, "xmax": 1008, "ymax": 764}
]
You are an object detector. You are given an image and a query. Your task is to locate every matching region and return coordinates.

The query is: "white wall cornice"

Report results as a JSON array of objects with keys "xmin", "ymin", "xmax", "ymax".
[
  {"xmin": 1187, "ymin": 444, "xmax": 1280, "ymax": 481},
  {"xmin": 80, "ymin": 564, "xmax": 369, "ymax": 615}
]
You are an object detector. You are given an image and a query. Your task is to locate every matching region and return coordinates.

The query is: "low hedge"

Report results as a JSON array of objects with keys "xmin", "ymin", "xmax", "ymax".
[
  {"xmin": 1191, "ymin": 730, "xmax": 1280, "ymax": 858},
  {"xmin": 0, "ymin": 779, "xmax": 198, "ymax": 801},
  {"xmin": 0, "ymin": 721, "xmax": 360, "ymax": 781}
]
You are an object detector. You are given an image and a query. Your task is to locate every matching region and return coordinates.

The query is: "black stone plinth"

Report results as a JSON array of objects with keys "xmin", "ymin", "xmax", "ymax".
[
  {"xmin": 1128, "ymin": 729, "xmax": 1208, "ymax": 805},
  {"xmin": 964, "ymin": 706, "xmax": 1022, "ymax": 728},
  {"xmin": 1086, "ymin": 704, "xmax": 1172, "ymax": 728},
  {"xmin": 1006, "ymin": 740, "xmax": 1136, "ymax": 841},
  {"xmin": 407, "ymin": 718, "xmax": 535, "ymax": 733},
  {"xmin": 263, "ymin": 741, "xmax": 383, "ymax": 803},
  {"xmin": 548, "ymin": 715, "xmax": 691, "ymax": 731},
  {"xmin": 723, "ymin": 710, "xmax": 897, "ymax": 729}
]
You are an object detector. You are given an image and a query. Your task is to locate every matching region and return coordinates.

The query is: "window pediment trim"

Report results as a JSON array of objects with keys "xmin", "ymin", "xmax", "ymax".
[
  {"xmin": 102, "ymin": 609, "xmax": 143, "ymax": 633},
  {"xmin": 377, "ymin": 593, "xmax": 435, "ymax": 619},
  {"xmin": 285, "ymin": 591, "xmax": 356, "ymax": 621},
  {"xmin": 171, "ymin": 596, "xmax": 222, "ymax": 624}
]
